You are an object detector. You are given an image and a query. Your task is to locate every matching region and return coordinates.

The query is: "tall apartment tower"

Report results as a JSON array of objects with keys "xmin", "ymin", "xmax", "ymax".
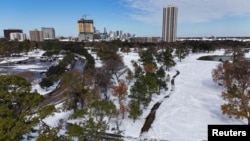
[
  {"xmin": 29, "ymin": 29, "xmax": 44, "ymax": 42},
  {"xmin": 162, "ymin": 5, "xmax": 178, "ymax": 42},
  {"xmin": 77, "ymin": 17, "xmax": 94, "ymax": 41},
  {"xmin": 41, "ymin": 27, "xmax": 55, "ymax": 40}
]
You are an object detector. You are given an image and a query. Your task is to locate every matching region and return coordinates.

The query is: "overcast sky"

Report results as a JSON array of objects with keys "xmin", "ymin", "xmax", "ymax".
[{"xmin": 1, "ymin": 0, "xmax": 250, "ymax": 37}]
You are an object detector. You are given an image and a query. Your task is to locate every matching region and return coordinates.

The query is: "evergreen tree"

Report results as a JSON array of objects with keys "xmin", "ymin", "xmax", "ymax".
[
  {"xmin": 157, "ymin": 67, "xmax": 168, "ymax": 91},
  {"xmin": 67, "ymin": 100, "xmax": 121, "ymax": 140},
  {"xmin": 157, "ymin": 47, "xmax": 176, "ymax": 71},
  {"xmin": 175, "ymin": 44, "xmax": 189, "ymax": 62},
  {"xmin": 0, "ymin": 75, "xmax": 55, "ymax": 141},
  {"xmin": 129, "ymin": 101, "xmax": 142, "ymax": 122}
]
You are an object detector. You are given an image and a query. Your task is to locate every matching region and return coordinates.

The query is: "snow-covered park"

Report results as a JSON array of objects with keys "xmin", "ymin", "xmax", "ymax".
[{"xmin": 1, "ymin": 48, "xmax": 249, "ymax": 141}]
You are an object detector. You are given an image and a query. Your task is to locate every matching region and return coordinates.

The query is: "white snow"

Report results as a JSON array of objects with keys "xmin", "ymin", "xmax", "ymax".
[
  {"xmin": 2, "ymin": 48, "xmax": 248, "ymax": 141},
  {"xmin": 143, "ymin": 50, "xmax": 247, "ymax": 141},
  {"xmin": 117, "ymin": 49, "xmax": 248, "ymax": 140}
]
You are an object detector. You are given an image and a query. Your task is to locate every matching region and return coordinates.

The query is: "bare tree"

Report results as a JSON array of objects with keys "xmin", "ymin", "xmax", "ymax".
[
  {"xmin": 103, "ymin": 53, "xmax": 125, "ymax": 82},
  {"xmin": 94, "ymin": 68, "xmax": 112, "ymax": 99},
  {"xmin": 224, "ymin": 47, "xmax": 245, "ymax": 63}
]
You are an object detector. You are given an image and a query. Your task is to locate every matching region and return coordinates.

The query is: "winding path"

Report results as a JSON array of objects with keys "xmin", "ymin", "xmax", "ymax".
[{"xmin": 140, "ymin": 70, "xmax": 180, "ymax": 135}]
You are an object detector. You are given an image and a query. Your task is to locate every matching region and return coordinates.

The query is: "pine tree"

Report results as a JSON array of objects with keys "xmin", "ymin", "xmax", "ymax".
[
  {"xmin": 128, "ymin": 101, "xmax": 142, "ymax": 122},
  {"xmin": 67, "ymin": 100, "xmax": 121, "ymax": 140},
  {"xmin": 0, "ymin": 75, "xmax": 56, "ymax": 140},
  {"xmin": 175, "ymin": 44, "xmax": 189, "ymax": 62},
  {"xmin": 156, "ymin": 47, "xmax": 176, "ymax": 71}
]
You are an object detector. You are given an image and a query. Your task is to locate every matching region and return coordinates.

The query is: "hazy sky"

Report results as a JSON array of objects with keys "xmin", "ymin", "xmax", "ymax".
[{"xmin": 1, "ymin": 0, "xmax": 250, "ymax": 37}]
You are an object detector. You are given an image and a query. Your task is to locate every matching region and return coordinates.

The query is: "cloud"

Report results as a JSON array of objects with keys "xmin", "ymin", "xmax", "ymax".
[{"xmin": 121, "ymin": 0, "xmax": 250, "ymax": 24}]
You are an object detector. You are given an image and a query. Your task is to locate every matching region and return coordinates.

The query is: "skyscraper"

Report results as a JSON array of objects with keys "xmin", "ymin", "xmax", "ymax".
[
  {"xmin": 41, "ymin": 27, "xmax": 55, "ymax": 40},
  {"xmin": 78, "ymin": 17, "xmax": 94, "ymax": 41},
  {"xmin": 29, "ymin": 29, "xmax": 43, "ymax": 42},
  {"xmin": 162, "ymin": 5, "xmax": 178, "ymax": 42}
]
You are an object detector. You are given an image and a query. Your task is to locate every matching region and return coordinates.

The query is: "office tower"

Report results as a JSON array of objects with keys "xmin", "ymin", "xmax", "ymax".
[
  {"xmin": 162, "ymin": 5, "xmax": 178, "ymax": 42},
  {"xmin": 29, "ymin": 29, "xmax": 44, "ymax": 42},
  {"xmin": 104, "ymin": 27, "xmax": 107, "ymax": 35},
  {"xmin": 77, "ymin": 17, "xmax": 94, "ymax": 41},
  {"xmin": 3, "ymin": 29, "xmax": 23, "ymax": 40},
  {"xmin": 41, "ymin": 27, "xmax": 55, "ymax": 40}
]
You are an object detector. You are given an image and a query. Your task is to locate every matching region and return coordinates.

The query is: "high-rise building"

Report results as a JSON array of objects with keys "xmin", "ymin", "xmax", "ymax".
[
  {"xmin": 29, "ymin": 29, "xmax": 44, "ymax": 42},
  {"xmin": 104, "ymin": 27, "xmax": 107, "ymax": 35},
  {"xmin": 10, "ymin": 33, "xmax": 27, "ymax": 41},
  {"xmin": 3, "ymin": 29, "xmax": 23, "ymax": 40},
  {"xmin": 77, "ymin": 17, "xmax": 94, "ymax": 41},
  {"xmin": 41, "ymin": 27, "xmax": 55, "ymax": 40},
  {"xmin": 162, "ymin": 5, "xmax": 178, "ymax": 42}
]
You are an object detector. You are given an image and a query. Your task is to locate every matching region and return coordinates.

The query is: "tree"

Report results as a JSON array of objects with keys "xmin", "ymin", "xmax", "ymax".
[
  {"xmin": 157, "ymin": 67, "xmax": 165, "ymax": 78},
  {"xmin": 125, "ymin": 68, "xmax": 133, "ymax": 85},
  {"xmin": 224, "ymin": 47, "xmax": 245, "ymax": 63},
  {"xmin": 62, "ymin": 70, "xmax": 92, "ymax": 111},
  {"xmin": 129, "ymin": 72, "xmax": 159, "ymax": 108},
  {"xmin": 36, "ymin": 106, "xmax": 63, "ymax": 141},
  {"xmin": 157, "ymin": 47, "xmax": 176, "ymax": 71},
  {"xmin": 132, "ymin": 61, "xmax": 143, "ymax": 78},
  {"xmin": 39, "ymin": 77, "xmax": 54, "ymax": 91},
  {"xmin": 157, "ymin": 67, "xmax": 168, "ymax": 91},
  {"xmin": 94, "ymin": 68, "xmax": 112, "ymax": 99},
  {"xmin": 143, "ymin": 63, "xmax": 156, "ymax": 73},
  {"xmin": 175, "ymin": 44, "xmax": 189, "ymax": 62},
  {"xmin": 67, "ymin": 100, "xmax": 121, "ymax": 141},
  {"xmin": 0, "ymin": 75, "xmax": 55, "ymax": 140},
  {"xmin": 129, "ymin": 78, "xmax": 148, "ymax": 107},
  {"xmin": 139, "ymin": 49, "xmax": 154, "ymax": 64},
  {"xmin": 128, "ymin": 101, "xmax": 142, "ymax": 122},
  {"xmin": 112, "ymin": 80, "xmax": 128, "ymax": 119},
  {"xmin": 143, "ymin": 72, "xmax": 159, "ymax": 95},
  {"xmin": 212, "ymin": 60, "xmax": 250, "ymax": 124},
  {"xmin": 103, "ymin": 53, "xmax": 125, "ymax": 82}
]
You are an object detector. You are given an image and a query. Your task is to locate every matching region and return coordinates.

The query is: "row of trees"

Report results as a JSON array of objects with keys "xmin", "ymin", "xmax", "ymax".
[{"xmin": 212, "ymin": 47, "xmax": 250, "ymax": 125}]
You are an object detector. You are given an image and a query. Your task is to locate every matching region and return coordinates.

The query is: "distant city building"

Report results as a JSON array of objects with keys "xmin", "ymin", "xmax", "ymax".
[
  {"xmin": 41, "ymin": 27, "xmax": 55, "ymax": 40},
  {"xmin": 3, "ymin": 29, "xmax": 23, "ymax": 40},
  {"xmin": 77, "ymin": 17, "xmax": 94, "ymax": 41},
  {"xmin": 29, "ymin": 29, "xmax": 44, "ymax": 42},
  {"xmin": 162, "ymin": 5, "xmax": 178, "ymax": 42},
  {"xmin": 10, "ymin": 33, "xmax": 27, "ymax": 41},
  {"xmin": 104, "ymin": 27, "xmax": 107, "ymax": 35},
  {"xmin": 131, "ymin": 37, "xmax": 161, "ymax": 43}
]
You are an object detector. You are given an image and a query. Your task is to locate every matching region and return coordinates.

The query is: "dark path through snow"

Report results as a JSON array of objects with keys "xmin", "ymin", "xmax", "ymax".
[{"xmin": 140, "ymin": 70, "xmax": 180, "ymax": 135}]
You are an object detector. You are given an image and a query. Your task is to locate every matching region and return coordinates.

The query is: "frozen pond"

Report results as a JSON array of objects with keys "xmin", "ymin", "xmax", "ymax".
[
  {"xmin": 0, "ymin": 49, "xmax": 57, "ymax": 81},
  {"xmin": 0, "ymin": 57, "xmax": 56, "ymax": 80},
  {"xmin": 199, "ymin": 55, "xmax": 250, "ymax": 62}
]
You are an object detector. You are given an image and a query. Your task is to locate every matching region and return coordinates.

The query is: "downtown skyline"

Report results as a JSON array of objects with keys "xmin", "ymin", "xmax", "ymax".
[{"xmin": 1, "ymin": 0, "xmax": 250, "ymax": 38}]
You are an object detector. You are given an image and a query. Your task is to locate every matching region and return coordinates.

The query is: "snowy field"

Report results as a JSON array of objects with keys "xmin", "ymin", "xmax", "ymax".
[
  {"xmin": 112, "ymin": 49, "xmax": 248, "ymax": 140},
  {"xmin": 143, "ymin": 50, "xmax": 248, "ymax": 141},
  {"xmin": 2, "ymin": 48, "xmax": 248, "ymax": 141}
]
